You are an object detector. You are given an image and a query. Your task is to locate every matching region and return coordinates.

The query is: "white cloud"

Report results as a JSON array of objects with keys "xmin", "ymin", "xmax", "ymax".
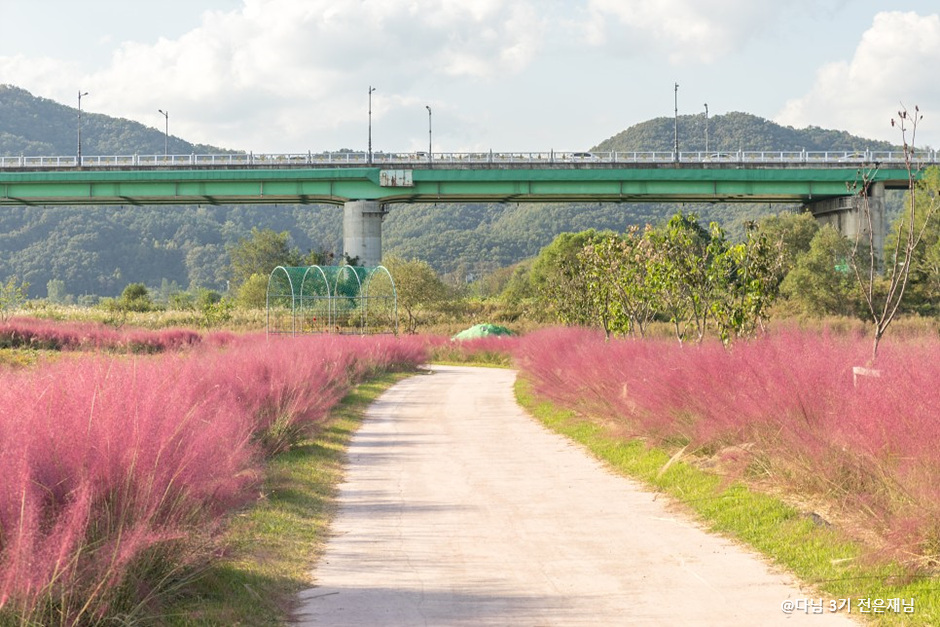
[
  {"xmin": 581, "ymin": 0, "xmax": 834, "ymax": 64},
  {"xmin": 6, "ymin": 1, "xmax": 936, "ymax": 153},
  {"xmin": 0, "ymin": 55, "xmax": 84, "ymax": 98},
  {"xmin": 1, "ymin": 0, "xmax": 545, "ymax": 151},
  {"xmin": 776, "ymin": 11, "xmax": 940, "ymax": 147}
]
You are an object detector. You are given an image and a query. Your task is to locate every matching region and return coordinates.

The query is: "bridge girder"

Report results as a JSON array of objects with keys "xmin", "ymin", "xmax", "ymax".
[{"xmin": 0, "ymin": 165, "xmax": 913, "ymax": 207}]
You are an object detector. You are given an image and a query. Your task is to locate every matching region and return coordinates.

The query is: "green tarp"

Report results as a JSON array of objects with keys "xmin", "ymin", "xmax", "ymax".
[{"xmin": 451, "ymin": 324, "xmax": 515, "ymax": 341}]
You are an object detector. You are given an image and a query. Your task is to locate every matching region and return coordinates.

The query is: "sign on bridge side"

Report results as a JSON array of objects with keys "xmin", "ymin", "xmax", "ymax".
[{"xmin": 380, "ymin": 170, "xmax": 413, "ymax": 187}]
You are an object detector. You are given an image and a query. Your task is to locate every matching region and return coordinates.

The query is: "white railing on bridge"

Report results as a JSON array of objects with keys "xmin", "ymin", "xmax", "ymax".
[{"xmin": 1, "ymin": 149, "xmax": 937, "ymax": 169}]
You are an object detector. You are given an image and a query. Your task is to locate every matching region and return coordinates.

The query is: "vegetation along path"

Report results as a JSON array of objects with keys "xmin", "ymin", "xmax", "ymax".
[{"xmin": 295, "ymin": 365, "xmax": 856, "ymax": 626}]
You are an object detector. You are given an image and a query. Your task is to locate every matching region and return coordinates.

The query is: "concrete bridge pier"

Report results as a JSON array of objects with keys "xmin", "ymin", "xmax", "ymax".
[
  {"xmin": 343, "ymin": 200, "xmax": 387, "ymax": 267},
  {"xmin": 807, "ymin": 181, "xmax": 885, "ymax": 256}
]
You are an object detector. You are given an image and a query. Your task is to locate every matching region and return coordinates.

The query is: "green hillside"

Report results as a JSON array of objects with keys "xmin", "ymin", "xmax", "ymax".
[
  {"xmin": 0, "ymin": 86, "xmax": 896, "ymax": 299},
  {"xmin": 594, "ymin": 111, "xmax": 897, "ymax": 153},
  {"xmin": 0, "ymin": 84, "xmax": 230, "ymax": 156}
]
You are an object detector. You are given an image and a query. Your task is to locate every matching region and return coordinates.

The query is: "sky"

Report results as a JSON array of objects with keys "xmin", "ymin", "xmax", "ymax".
[{"xmin": 1, "ymin": 0, "xmax": 939, "ymax": 154}]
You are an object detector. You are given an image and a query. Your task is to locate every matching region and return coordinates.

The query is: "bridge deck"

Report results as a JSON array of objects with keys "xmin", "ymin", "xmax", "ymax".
[{"xmin": 0, "ymin": 151, "xmax": 922, "ymax": 206}]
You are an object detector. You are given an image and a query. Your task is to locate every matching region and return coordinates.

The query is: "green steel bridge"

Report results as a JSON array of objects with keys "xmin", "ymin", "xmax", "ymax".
[
  {"xmin": 0, "ymin": 149, "xmax": 923, "ymax": 206},
  {"xmin": 0, "ymin": 149, "xmax": 930, "ymax": 265}
]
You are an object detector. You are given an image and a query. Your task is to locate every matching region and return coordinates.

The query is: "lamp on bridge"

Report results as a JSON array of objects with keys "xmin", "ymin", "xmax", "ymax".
[
  {"xmin": 704, "ymin": 103, "xmax": 709, "ymax": 153},
  {"xmin": 77, "ymin": 90, "xmax": 89, "ymax": 165},
  {"xmin": 673, "ymin": 82, "xmax": 679, "ymax": 162},
  {"xmin": 158, "ymin": 109, "xmax": 169, "ymax": 157},
  {"xmin": 426, "ymin": 105, "xmax": 432, "ymax": 164},
  {"xmin": 368, "ymin": 86, "xmax": 376, "ymax": 165}
]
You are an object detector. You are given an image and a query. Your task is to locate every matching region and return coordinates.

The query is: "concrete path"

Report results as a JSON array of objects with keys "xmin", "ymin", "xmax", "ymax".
[{"xmin": 294, "ymin": 365, "xmax": 856, "ymax": 626}]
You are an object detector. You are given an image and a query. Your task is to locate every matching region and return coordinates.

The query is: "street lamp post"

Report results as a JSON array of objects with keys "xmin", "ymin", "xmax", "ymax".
[
  {"xmin": 673, "ymin": 82, "xmax": 679, "ymax": 162},
  {"xmin": 426, "ymin": 105, "xmax": 432, "ymax": 163},
  {"xmin": 77, "ymin": 90, "xmax": 88, "ymax": 165},
  {"xmin": 368, "ymin": 86, "xmax": 376, "ymax": 165},
  {"xmin": 158, "ymin": 109, "xmax": 169, "ymax": 157},
  {"xmin": 704, "ymin": 103, "xmax": 709, "ymax": 154}
]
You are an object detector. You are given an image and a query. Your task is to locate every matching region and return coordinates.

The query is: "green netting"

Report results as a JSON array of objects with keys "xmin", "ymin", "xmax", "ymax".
[
  {"xmin": 300, "ymin": 266, "xmax": 331, "ymax": 334},
  {"xmin": 266, "ymin": 266, "xmax": 307, "ymax": 335},
  {"xmin": 266, "ymin": 265, "xmax": 397, "ymax": 335},
  {"xmin": 362, "ymin": 266, "xmax": 398, "ymax": 334}
]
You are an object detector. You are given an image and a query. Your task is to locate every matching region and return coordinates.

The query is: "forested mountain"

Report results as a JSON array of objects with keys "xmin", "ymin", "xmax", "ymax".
[
  {"xmin": 0, "ymin": 85, "xmax": 896, "ymax": 299},
  {"xmin": 0, "ymin": 84, "xmax": 229, "ymax": 156},
  {"xmin": 594, "ymin": 111, "xmax": 897, "ymax": 153},
  {"xmin": 0, "ymin": 204, "xmax": 343, "ymax": 298}
]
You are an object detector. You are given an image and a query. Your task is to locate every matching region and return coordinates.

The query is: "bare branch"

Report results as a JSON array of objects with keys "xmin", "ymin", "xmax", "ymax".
[{"xmin": 854, "ymin": 104, "xmax": 935, "ymax": 364}]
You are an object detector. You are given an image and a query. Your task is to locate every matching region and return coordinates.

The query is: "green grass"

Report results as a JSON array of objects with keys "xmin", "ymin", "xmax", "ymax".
[
  {"xmin": 427, "ymin": 344, "xmax": 514, "ymax": 368},
  {"xmin": 159, "ymin": 371, "xmax": 415, "ymax": 626},
  {"xmin": 0, "ymin": 347, "xmax": 45, "ymax": 369},
  {"xmin": 514, "ymin": 377, "xmax": 939, "ymax": 626}
]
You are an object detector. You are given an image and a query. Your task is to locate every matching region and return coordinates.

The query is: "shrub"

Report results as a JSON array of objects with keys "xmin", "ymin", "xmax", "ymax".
[{"xmin": 117, "ymin": 283, "xmax": 155, "ymax": 313}]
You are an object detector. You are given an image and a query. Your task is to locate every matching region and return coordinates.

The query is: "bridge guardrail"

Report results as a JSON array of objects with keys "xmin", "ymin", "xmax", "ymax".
[{"xmin": 1, "ymin": 150, "xmax": 937, "ymax": 169}]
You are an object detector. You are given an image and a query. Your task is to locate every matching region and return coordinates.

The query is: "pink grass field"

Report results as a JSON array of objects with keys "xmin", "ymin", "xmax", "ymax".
[
  {"xmin": 0, "ymin": 316, "xmax": 215, "ymax": 353},
  {"xmin": 513, "ymin": 327, "xmax": 940, "ymax": 569},
  {"xmin": 0, "ymin": 333, "xmax": 426, "ymax": 624}
]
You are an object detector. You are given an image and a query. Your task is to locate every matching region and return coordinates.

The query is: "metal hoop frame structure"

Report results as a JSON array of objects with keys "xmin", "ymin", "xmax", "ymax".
[{"xmin": 266, "ymin": 265, "xmax": 398, "ymax": 336}]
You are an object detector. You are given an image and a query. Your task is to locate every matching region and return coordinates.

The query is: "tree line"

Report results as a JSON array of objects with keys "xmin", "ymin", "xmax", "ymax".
[
  {"xmin": 506, "ymin": 215, "xmax": 780, "ymax": 343},
  {"xmin": 498, "ymin": 165, "xmax": 940, "ymax": 346}
]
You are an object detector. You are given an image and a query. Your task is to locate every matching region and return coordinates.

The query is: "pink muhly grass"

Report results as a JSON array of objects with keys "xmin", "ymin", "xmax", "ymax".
[
  {"xmin": 0, "ymin": 316, "xmax": 117, "ymax": 350},
  {"xmin": 0, "ymin": 317, "xmax": 208, "ymax": 354},
  {"xmin": 516, "ymin": 326, "xmax": 940, "ymax": 567},
  {"xmin": 0, "ymin": 333, "xmax": 426, "ymax": 623},
  {"xmin": 121, "ymin": 327, "xmax": 204, "ymax": 353},
  {"xmin": 0, "ymin": 354, "xmax": 260, "ymax": 622},
  {"xmin": 199, "ymin": 333, "xmax": 428, "ymax": 456}
]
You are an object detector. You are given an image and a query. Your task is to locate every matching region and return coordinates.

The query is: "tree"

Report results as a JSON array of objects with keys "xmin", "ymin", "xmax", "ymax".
[
  {"xmin": 709, "ymin": 222, "xmax": 784, "ymax": 342},
  {"xmin": 185, "ymin": 243, "xmax": 229, "ymax": 291},
  {"xmin": 578, "ymin": 227, "xmax": 656, "ymax": 338},
  {"xmin": 117, "ymin": 283, "xmax": 154, "ymax": 312},
  {"xmin": 235, "ymin": 273, "xmax": 270, "ymax": 309},
  {"xmin": 195, "ymin": 289, "xmax": 233, "ymax": 329},
  {"xmin": 645, "ymin": 214, "xmax": 719, "ymax": 343},
  {"xmin": 852, "ymin": 107, "xmax": 939, "ymax": 363},
  {"xmin": 228, "ymin": 228, "xmax": 302, "ymax": 289},
  {"xmin": 46, "ymin": 278, "xmax": 68, "ymax": 304},
  {"xmin": 0, "ymin": 276, "xmax": 29, "ymax": 321},
  {"xmin": 168, "ymin": 290, "xmax": 195, "ymax": 311},
  {"xmin": 880, "ymin": 166, "xmax": 940, "ymax": 315},
  {"xmin": 497, "ymin": 260, "xmax": 537, "ymax": 320},
  {"xmin": 305, "ymin": 248, "xmax": 335, "ymax": 266},
  {"xmin": 537, "ymin": 215, "xmax": 784, "ymax": 343},
  {"xmin": 530, "ymin": 230, "xmax": 610, "ymax": 327},
  {"xmin": 382, "ymin": 255, "xmax": 449, "ymax": 333},
  {"xmin": 757, "ymin": 211, "xmax": 819, "ymax": 276},
  {"xmin": 102, "ymin": 282, "xmax": 154, "ymax": 326},
  {"xmin": 576, "ymin": 232, "xmax": 619, "ymax": 339},
  {"xmin": 569, "ymin": 214, "xmax": 783, "ymax": 343},
  {"xmin": 780, "ymin": 226, "xmax": 860, "ymax": 317}
]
